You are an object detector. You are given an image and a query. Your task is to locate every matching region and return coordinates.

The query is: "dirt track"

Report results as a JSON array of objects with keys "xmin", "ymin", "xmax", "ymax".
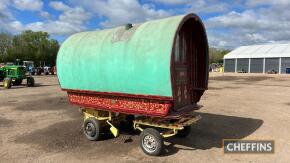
[{"xmin": 0, "ymin": 73, "xmax": 290, "ymax": 163}]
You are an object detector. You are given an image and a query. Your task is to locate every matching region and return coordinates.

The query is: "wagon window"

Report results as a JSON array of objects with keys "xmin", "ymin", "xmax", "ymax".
[
  {"xmin": 181, "ymin": 34, "xmax": 187, "ymax": 63},
  {"xmin": 174, "ymin": 33, "xmax": 187, "ymax": 63},
  {"xmin": 174, "ymin": 34, "xmax": 180, "ymax": 62}
]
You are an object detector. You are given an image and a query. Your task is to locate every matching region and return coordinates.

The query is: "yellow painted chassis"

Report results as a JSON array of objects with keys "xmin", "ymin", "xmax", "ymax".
[{"xmin": 81, "ymin": 108, "xmax": 201, "ymax": 138}]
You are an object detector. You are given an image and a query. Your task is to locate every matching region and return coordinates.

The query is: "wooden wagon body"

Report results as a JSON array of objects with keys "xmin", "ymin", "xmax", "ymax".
[{"xmin": 57, "ymin": 13, "xmax": 208, "ymax": 117}]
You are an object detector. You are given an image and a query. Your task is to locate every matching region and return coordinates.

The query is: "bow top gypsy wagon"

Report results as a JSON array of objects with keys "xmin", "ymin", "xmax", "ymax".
[{"xmin": 57, "ymin": 13, "xmax": 208, "ymax": 156}]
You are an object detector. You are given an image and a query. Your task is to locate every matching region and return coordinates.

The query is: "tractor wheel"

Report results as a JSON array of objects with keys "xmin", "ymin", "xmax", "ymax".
[
  {"xmin": 140, "ymin": 128, "xmax": 163, "ymax": 156},
  {"xmin": 3, "ymin": 78, "xmax": 12, "ymax": 89},
  {"xmin": 83, "ymin": 117, "xmax": 101, "ymax": 141},
  {"xmin": 27, "ymin": 77, "xmax": 35, "ymax": 87},
  {"xmin": 13, "ymin": 79, "xmax": 22, "ymax": 86}
]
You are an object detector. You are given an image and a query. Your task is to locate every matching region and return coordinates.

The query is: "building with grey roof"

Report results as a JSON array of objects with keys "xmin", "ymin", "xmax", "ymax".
[{"xmin": 223, "ymin": 43, "xmax": 290, "ymax": 74}]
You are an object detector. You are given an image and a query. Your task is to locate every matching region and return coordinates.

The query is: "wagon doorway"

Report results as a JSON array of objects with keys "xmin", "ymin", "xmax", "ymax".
[{"xmin": 172, "ymin": 16, "xmax": 208, "ymax": 110}]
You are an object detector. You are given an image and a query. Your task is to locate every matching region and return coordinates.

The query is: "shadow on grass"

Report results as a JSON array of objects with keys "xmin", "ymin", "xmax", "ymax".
[
  {"xmin": 0, "ymin": 117, "xmax": 14, "ymax": 127},
  {"xmin": 208, "ymin": 87, "xmax": 223, "ymax": 90},
  {"xmin": 14, "ymin": 111, "xmax": 263, "ymax": 157},
  {"xmin": 34, "ymin": 83, "xmax": 59, "ymax": 87},
  {"xmin": 14, "ymin": 118, "xmax": 140, "ymax": 157},
  {"xmin": 209, "ymin": 86, "xmax": 242, "ymax": 90},
  {"xmin": 162, "ymin": 112, "xmax": 263, "ymax": 156},
  {"xmin": 13, "ymin": 96, "xmax": 76, "ymax": 112},
  {"xmin": 0, "ymin": 83, "xmax": 59, "ymax": 90},
  {"xmin": 210, "ymin": 75, "xmax": 273, "ymax": 82}
]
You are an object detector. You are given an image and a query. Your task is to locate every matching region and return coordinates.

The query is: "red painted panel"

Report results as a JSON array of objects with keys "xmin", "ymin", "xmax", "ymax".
[{"xmin": 67, "ymin": 92, "xmax": 172, "ymax": 117}]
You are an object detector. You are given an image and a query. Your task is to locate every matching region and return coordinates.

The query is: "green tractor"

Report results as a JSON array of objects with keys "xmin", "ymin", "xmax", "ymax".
[{"xmin": 0, "ymin": 65, "xmax": 35, "ymax": 89}]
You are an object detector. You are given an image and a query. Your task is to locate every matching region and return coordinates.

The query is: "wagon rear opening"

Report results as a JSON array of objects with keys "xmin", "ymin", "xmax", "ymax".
[{"xmin": 172, "ymin": 16, "xmax": 208, "ymax": 111}]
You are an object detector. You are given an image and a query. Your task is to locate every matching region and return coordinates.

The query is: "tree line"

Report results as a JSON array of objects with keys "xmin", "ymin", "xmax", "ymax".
[
  {"xmin": 209, "ymin": 47, "xmax": 231, "ymax": 64},
  {"xmin": 0, "ymin": 30, "xmax": 59, "ymax": 67},
  {"xmin": 0, "ymin": 30, "xmax": 228, "ymax": 66}
]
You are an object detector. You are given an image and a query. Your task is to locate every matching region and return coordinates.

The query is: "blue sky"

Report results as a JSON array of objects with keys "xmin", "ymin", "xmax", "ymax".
[{"xmin": 1, "ymin": 0, "xmax": 290, "ymax": 49}]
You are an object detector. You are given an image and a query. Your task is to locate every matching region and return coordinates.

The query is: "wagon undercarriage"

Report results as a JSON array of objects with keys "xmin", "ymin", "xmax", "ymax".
[{"xmin": 81, "ymin": 108, "xmax": 201, "ymax": 156}]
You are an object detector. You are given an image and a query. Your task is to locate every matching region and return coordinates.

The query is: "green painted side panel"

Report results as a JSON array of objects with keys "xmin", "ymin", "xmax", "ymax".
[{"xmin": 57, "ymin": 15, "xmax": 187, "ymax": 97}]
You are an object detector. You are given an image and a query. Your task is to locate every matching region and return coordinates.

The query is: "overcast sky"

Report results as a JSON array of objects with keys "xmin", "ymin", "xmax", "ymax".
[{"xmin": 1, "ymin": 0, "xmax": 290, "ymax": 49}]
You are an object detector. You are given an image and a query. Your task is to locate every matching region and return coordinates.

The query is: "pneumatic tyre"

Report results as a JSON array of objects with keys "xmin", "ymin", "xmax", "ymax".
[
  {"xmin": 3, "ymin": 78, "xmax": 12, "ymax": 89},
  {"xmin": 83, "ymin": 117, "xmax": 101, "ymax": 141},
  {"xmin": 27, "ymin": 77, "xmax": 35, "ymax": 87},
  {"xmin": 140, "ymin": 128, "xmax": 163, "ymax": 156}
]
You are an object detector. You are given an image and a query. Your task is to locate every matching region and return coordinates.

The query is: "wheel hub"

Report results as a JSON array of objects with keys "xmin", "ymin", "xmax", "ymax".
[
  {"xmin": 85, "ymin": 122, "xmax": 96, "ymax": 137},
  {"xmin": 143, "ymin": 134, "xmax": 157, "ymax": 152}
]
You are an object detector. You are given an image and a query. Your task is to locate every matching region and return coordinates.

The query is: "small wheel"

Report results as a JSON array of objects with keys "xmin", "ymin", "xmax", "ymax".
[
  {"xmin": 83, "ymin": 117, "xmax": 101, "ymax": 141},
  {"xmin": 140, "ymin": 128, "xmax": 163, "ymax": 156},
  {"xmin": 176, "ymin": 126, "xmax": 191, "ymax": 138},
  {"xmin": 27, "ymin": 77, "xmax": 35, "ymax": 87},
  {"xmin": 3, "ymin": 78, "xmax": 12, "ymax": 89}
]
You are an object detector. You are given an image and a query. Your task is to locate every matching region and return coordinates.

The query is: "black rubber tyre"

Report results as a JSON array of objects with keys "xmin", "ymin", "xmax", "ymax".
[
  {"xmin": 176, "ymin": 126, "xmax": 191, "ymax": 138},
  {"xmin": 13, "ymin": 79, "xmax": 22, "ymax": 86},
  {"xmin": 3, "ymin": 78, "xmax": 12, "ymax": 89},
  {"xmin": 83, "ymin": 117, "xmax": 101, "ymax": 141},
  {"xmin": 27, "ymin": 77, "xmax": 35, "ymax": 87},
  {"xmin": 140, "ymin": 128, "xmax": 163, "ymax": 156}
]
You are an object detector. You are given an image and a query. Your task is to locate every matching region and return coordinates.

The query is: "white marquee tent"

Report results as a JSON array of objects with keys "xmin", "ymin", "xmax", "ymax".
[{"xmin": 224, "ymin": 43, "xmax": 290, "ymax": 74}]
